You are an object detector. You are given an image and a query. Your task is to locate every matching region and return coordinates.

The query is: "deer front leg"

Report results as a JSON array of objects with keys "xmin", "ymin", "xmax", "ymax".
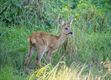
[
  {"xmin": 47, "ymin": 50, "xmax": 53, "ymax": 63},
  {"xmin": 35, "ymin": 48, "xmax": 46, "ymax": 66}
]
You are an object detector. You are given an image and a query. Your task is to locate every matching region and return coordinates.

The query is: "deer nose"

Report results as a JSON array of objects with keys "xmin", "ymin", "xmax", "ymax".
[{"xmin": 69, "ymin": 32, "xmax": 73, "ymax": 35}]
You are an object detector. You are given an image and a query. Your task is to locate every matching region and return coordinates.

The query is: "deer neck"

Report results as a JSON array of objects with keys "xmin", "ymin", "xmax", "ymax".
[{"xmin": 56, "ymin": 33, "xmax": 68, "ymax": 47}]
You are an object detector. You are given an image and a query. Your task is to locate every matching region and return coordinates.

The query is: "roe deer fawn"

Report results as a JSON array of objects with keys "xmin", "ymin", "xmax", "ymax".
[{"xmin": 24, "ymin": 17, "xmax": 73, "ymax": 66}]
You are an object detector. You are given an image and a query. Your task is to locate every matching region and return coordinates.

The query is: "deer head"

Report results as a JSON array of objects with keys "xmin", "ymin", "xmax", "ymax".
[{"xmin": 59, "ymin": 16, "xmax": 73, "ymax": 35}]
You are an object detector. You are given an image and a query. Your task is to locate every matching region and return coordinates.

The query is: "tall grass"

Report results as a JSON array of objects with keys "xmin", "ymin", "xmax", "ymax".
[
  {"xmin": 0, "ymin": 0, "xmax": 111, "ymax": 80},
  {"xmin": 28, "ymin": 62, "xmax": 109, "ymax": 80},
  {"xmin": 0, "ymin": 65, "xmax": 27, "ymax": 80},
  {"xmin": 0, "ymin": 24, "xmax": 111, "ymax": 79}
]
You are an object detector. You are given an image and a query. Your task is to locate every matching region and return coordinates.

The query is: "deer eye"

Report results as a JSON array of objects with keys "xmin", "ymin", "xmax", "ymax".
[{"xmin": 65, "ymin": 28, "xmax": 68, "ymax": 30}]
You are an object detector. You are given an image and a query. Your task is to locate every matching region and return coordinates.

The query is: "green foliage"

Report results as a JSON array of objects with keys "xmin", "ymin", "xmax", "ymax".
[
  {"xmin": 0, "ymin": 26, "xmax": 28, "ymax": 66},
  {"xmin": 0, "ymin": 65, "xmax": 27, "ymax": 80},
  {"xmin": 75, "ymin": 32, "xmax": 111, "ymax": 63},
  {"xmin": 0, "ymin": 0, "xmax": 111, "ymax": 80}
]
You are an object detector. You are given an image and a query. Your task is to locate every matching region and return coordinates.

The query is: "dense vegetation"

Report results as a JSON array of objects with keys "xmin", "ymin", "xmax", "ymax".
[{"xmin": 0, "ymin": 0, "xmax": 111, "ymax": 80}]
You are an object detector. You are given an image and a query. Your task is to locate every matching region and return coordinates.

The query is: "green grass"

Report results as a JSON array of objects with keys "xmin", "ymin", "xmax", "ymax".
[
  {"xmin": 0, "ymin": 0, "xmax": 111, "ymax": 79},
  {"xmin": 0, "ymin": 25, "xmax": 111, "ymax": 80},
  {"xmin": 0, "ymin": 65, "xmax": 27, "ymax": 80}
]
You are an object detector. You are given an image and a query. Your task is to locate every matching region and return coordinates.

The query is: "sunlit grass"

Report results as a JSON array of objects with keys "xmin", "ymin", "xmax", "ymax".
[{"xmin": 28, "ymin": 62, "xmax": 108, "ymax": 80}]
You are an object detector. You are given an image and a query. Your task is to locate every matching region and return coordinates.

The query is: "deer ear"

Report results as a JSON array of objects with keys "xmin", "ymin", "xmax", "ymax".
[
  {"xmin": 58, "ymin": 17, "xmax": 65, "ymax": 27},
  {"xmin": 68, "ymin": 16, "xmax": 73, "ymax": 25}
]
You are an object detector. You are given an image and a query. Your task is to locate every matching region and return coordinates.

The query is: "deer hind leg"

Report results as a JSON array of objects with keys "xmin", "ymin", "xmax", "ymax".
[{"xmin": 24, "ymin": 44, "xmax": 35, "ymax": 66}]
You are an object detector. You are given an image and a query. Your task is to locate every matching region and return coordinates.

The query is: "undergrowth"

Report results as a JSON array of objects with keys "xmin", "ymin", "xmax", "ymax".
[{"xmin": 0, "ymin": 0, "xmax": 111, "ymax": 80}]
